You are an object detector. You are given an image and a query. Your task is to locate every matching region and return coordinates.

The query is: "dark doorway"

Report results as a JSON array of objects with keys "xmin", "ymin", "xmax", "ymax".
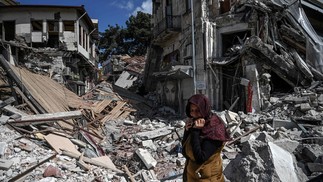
[
  {"xmin": 3, "ymin": 21, "xmax": 15, "ymax": 41},
  {"xmin": 47, "ymin": 20, "xmax": 59, "ymax": 48},
  {"xmin": 222, "ymin": 62, "xmax": 246, "ymax": 112}
]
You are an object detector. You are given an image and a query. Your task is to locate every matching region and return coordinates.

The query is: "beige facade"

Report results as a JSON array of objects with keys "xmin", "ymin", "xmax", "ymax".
[{"xmin": 0, "ymin": 5, "xmax": 99, "ymax": 95}]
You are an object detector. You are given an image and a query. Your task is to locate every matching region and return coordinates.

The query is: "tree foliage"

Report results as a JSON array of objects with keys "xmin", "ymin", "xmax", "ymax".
[{"xmin": 99, "ymin": 11, "xmax": 152, "ymax": 62}]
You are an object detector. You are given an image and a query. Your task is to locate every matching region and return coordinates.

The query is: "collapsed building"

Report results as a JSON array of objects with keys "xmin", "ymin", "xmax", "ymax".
[
  {"xmin": 101, "ymin": 55, "xmax": 146, "ymax": 93},
  {"xmin": 0, "ymin": 3, "xmax": 99, "ymax": 96},
  {"xmin": 144, "ymin": 0, "xmax": 323, "ymax": 115}
]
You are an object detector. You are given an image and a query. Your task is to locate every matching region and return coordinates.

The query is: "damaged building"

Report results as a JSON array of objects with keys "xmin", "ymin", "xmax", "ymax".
[
  {"xmin": 144, "ymin": 0, "xmax": 323, "ymax": 115},
  {"xmin": 0, "ymin": 3, "xmax": 99, "ymax": 95}
]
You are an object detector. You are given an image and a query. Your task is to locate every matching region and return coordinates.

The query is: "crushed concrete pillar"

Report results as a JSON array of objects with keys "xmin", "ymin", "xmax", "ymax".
[
  {"xmin": 135, "ymin": 148, "xmax": 157, "ymax": 169},
  {"xmin": 268, "ymin": 142, "xmax": 299, "ymax": 182}
]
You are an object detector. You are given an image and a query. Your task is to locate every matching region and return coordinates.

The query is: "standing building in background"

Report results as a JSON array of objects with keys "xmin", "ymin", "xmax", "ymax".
[
  {"xmin": 0, "ymin": 0, "xmax": 18, "ymax": 6},
  {"xmin": 144, "ymin": 0, "xmax": 323, "ymax": 115},
  {"xmin": 0, "ymin": 4, "xmax": 99, "ymax": 95}
]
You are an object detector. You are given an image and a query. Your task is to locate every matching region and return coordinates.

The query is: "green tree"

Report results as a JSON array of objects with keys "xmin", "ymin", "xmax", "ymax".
[
  {"xmin": 124, "ymin": 11, "xmax": 152, "ymax": 56},
  {"xmin": 99, "ymin": 11, "xmax": 152, "ymax": 61},
  {"xmin": 99, "ymin": 24, "xmax": 126, "ymax": 61}
]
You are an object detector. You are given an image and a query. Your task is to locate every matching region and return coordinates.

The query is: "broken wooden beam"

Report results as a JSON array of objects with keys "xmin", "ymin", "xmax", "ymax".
[
  {"xmin": 226, "ymin": 125, "xmax": 263, "ymax": 145},
  {"xmin": 0, "ymin": 55, "xmax": 46, "ymax": 114},
  {"xmin": 136, "ymin": 127, "xmax": 173, "ymax": 140},
  {"xmin": 8, "ymin": 154, "xmax": 56, "ymax": 182},
  {"xmin": 61, "ymin": 149, "xmax": 124, "ymax": 174},
  {"xmin": 123, "ymin": 165, "xmax": 136, "ymax": 182},
  {"xmin": 13, "ymin": 86, "xmax": 40, "ymax": 114},
  {"xmin": 0, "ymin": 97, "xmax": 15, "ymax": 108},
  {"xmin": 8, "ymin": 110, "xmax": 83, "ymax": 126}
]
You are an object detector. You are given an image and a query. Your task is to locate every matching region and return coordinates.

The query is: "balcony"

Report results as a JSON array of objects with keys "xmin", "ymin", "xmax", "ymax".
[{"xmin": 153, "ymin": 15, "xmax": 181, "ymax": 45}]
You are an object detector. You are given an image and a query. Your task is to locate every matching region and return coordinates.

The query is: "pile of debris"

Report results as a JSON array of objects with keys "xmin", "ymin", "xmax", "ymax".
[
  {"xmin": 1, "ymin": 57, "xmax": 323, "ymax": 181},
  {"xmin": 0, "ymin": 57, "xmax": 159, "ymax": 181}
]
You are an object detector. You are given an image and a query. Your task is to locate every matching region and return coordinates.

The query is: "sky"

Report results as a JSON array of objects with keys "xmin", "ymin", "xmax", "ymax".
[{"xmin": 17, "ymin": 0, "xmax": 152, "ymax": 32}]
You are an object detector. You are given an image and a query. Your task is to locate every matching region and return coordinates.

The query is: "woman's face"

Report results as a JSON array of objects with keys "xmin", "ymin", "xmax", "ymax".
[{"xmin": 190, "ymin": 103, "xmax": 202, "ymax": 119}]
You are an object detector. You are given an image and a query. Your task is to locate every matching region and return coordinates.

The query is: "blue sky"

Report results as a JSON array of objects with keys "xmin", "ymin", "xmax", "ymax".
[{"xmin": 17, "ymin": 0, "xmax": 152, "ymax": 32}]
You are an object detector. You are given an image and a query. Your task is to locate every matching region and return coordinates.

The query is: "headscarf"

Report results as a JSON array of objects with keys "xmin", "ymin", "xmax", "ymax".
[{"xmin": 186, "ymin": 94, "xmax": 231, "ymax": 142}]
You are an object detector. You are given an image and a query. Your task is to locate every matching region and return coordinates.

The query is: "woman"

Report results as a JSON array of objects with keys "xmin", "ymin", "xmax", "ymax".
[{"xmin": 182, "ymin": 94, "xmax": 231, "ymax": 182}]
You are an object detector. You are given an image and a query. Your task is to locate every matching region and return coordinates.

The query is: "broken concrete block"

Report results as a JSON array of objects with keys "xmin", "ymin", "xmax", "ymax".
[
  {"xmin": 225, "ymin": 110, "xmax": 239, "ymax": 124},
  {"xmin": 232, "ymin": 129, "xmax": 243, "ymax": 138},
  {"xmin": 284, "ymin": 96, "xmax": 298, "ymax": 103},
  {"xmin": 274, "ymin": 139, "xmax": 300, "ymax": 153},
  {"xmin": 135, "ymin": 148, "xmax": 157, "ymax": 169},
  {"xmin": 141, "ymin": 140, "xmax": 157, "ymax": 151},
  {"xmin": 300, "ymin": 103, "xmax": 311, "ymax": 112},
  {"xmin": 43, "ymin": 165, "xmax": 62, "ymax": 178},
  {"xmin": 223, "ymin": 152, "xmax": 239, "ymax": 160},
  {"xmin": 215, "ymin": 111, "xmax": 227, "ymax": 126},
  {"xmin": 264, "ymin": 124, "xmax": 274, "ymax": 132},
  {"xmin": 0, "ymin": 115, "xmax": 9, "ymax": 124},
  {"xmin": 123, "ymin": 119, "xmax": 135, "ymax": 125},
  {"xmin": 307, "ymin": 163, "xmax": 323, "ymax": 173},
  {"xmin": 240, "ymin": 133, "xmax": 257, "ymax": 143},
  {"xmin": 269, "ymin": 97, "xmax": 280, "ymax": 104},
  {"xmin": 0, "ymin": 142, "xmax": 7, "ymax": 156},
  {"xmin": 273, "ymin": 118, "xmax": 298, "ymax": 129},
  {"xmin": 317, "ymin": 106, "xmax": 323, "ymax": 111},
  {"xmin": 318, "ymin": 94, "xmax": 323, "ymax": 102},
  {"xmin": 176, "ymin": 158, "xmax": 186, "ymax": 166},
  {"xmin": 303, "ymin": 145, "xmax": 323, "ymax": 162},
  {"xmin": 0, "ymin": 159, "xmax": 13, "ymax": 170},
  {"xmin": 268, "ymin": 142, "xmax": 300, "ymax": 182},
  {"xmin": 136, "ymin": 127, "xmax": 173, "ymax": 140},
  {"xmin": 294, "ymin": 97, "xmax": 309, "ymax": 104}
]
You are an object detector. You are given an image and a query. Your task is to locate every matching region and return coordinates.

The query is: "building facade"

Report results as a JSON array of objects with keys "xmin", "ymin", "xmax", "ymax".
[
  {"xmin": 144, "ymin": 0, "xmax": 323, "ymax": 115},
  {"xmin": 0, "ymin": 5, "xmax": 99, "ymax": 95}
]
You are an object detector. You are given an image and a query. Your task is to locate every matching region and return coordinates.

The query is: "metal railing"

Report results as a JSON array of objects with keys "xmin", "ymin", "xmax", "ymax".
[{"xmin": 153, "ymin": 15, "xmax": 181, "ymax": 37}]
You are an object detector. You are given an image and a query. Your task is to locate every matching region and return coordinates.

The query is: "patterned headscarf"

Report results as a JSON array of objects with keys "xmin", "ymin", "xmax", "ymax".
[{"xmin": 186, "ymin": 94, "xmax": 231, "ymax": 141}]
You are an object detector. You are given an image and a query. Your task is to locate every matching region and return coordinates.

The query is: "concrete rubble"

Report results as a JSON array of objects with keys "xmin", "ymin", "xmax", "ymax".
[{"xmin": 1, "ymin": 60, "xmax": 323, "ymax": 181}]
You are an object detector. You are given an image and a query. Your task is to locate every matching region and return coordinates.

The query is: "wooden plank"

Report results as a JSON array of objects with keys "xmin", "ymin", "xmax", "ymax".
[
  {"xmin": 3, "ymin": 105, "xmax": 29, "ymax": 116},
  {"xmin": 44, "ymin": 134, "xmax": 80, "ymax": 155},
  {"xmin": 100, "ymin": 101, "xmax": 126, "ymax": 123},
  {"xmin": 92, "ymin": 156, "xmax": 118, "ymax": 172},
  {"xmin": 0, "ymin": 97, "xmax": 15, "ymax": 108},
  {"xmin": 119, "ymin": 110, "xmax": 131, "ymax": 119},
  {"xmin": 9, "ymin": 110, "xmax": 82, "ymax": 126},
  {"xmin": 61, "ymin": 150, "xmax": 124, "ymax": 174},
  {"xmin": 10, "ymin": 66, "xmax": 84, "ymax": 112},
  {"xmin": 109, "ymin": 109, "xmax": 124, "ymax": 120},
  {"xmin": 13, "ymin": 86, "xmax": 39, "ymax": 114},
  {"xmin": 92, "ymin": 99, "xmax": 112, "ymax": 113}
]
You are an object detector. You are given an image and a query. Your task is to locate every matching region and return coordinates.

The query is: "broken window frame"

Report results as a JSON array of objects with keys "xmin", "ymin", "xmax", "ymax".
[
  {"xmin": 184, "ymin": 43, "xmax": 192, "ymax": 58},
  {"xmin": 3, "ymin": 21, "xmax": 15, "ymax": 41},
  {"xmin": 79, "ymin": 25, "xmax": 82, "ymax": 46},
  {"xmin": 186, "ymin": 0, "xmax": 191, "ymax": 13},
  {"xmin": 47, "ymin": 20, "xmax": 59, "ymax": 32},
  {"xmin": 63, "ymin": 20, "xmax": 75, "ymax": 32},
  {"xmin": 31, "ymin": 20, "xmax": 43, "ymax": 32}
]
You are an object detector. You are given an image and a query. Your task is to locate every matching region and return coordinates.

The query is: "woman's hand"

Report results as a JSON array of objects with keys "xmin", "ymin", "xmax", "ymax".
[
  {"xmin": 185, "ymin": 118, "xmax": 194, "ymax": 131},
  {"xmin": 193, "ymin": 118, "xmax": 205, "ymax": 129}
]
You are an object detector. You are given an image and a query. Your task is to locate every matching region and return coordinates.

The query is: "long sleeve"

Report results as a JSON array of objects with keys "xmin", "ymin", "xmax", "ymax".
[
  {"xmin": 181, "ymin": 129, "xmax": 190, "ymax": 158},
  {"xmin": 190, "ymin": 128, "xmax": 223, "ymax": 164}
]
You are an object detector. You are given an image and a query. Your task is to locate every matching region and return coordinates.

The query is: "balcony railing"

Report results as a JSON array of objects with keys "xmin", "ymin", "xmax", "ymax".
[{"xmin": 153, "ymin": 15, "xmax": 181, "ymax": 37}]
